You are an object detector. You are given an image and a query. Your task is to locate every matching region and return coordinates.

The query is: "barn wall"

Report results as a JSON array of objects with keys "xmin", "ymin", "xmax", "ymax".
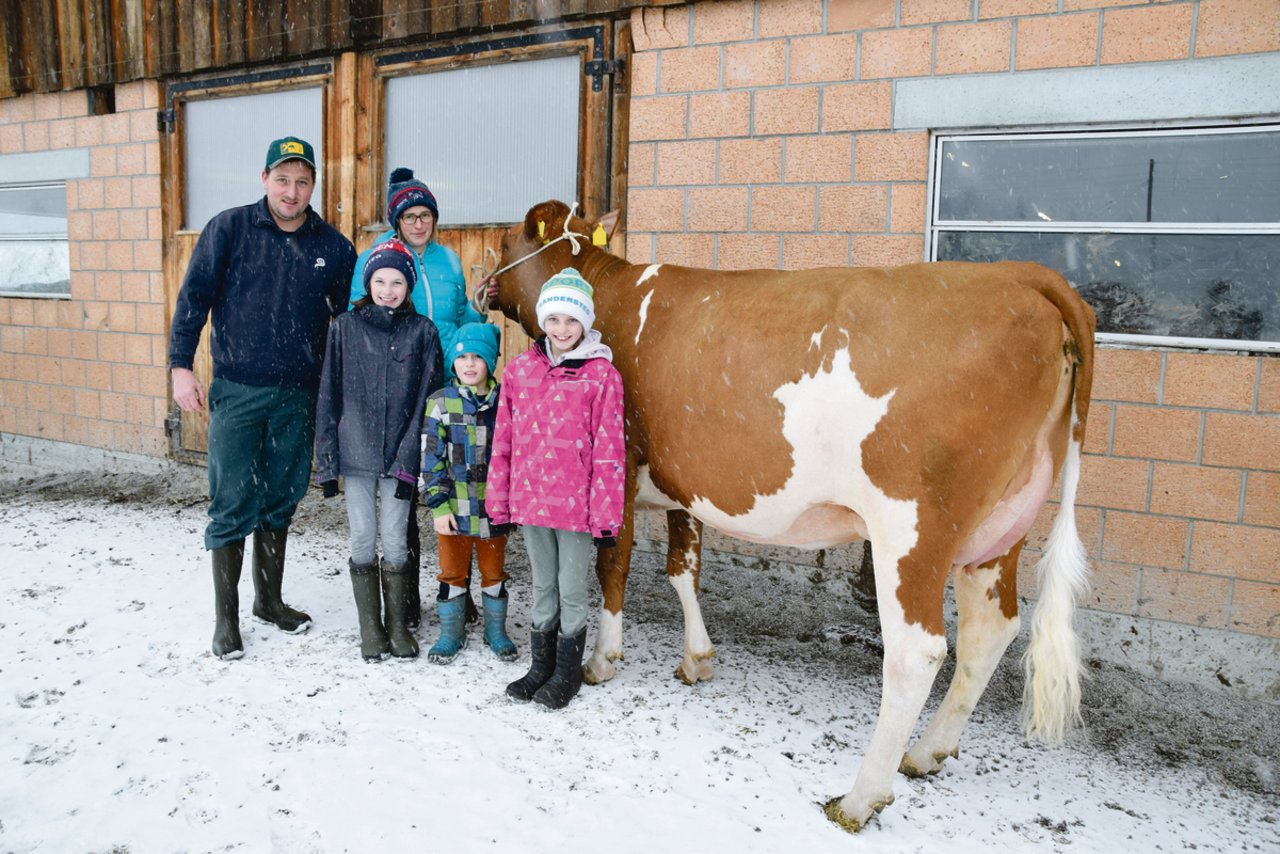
[
  {"xmin": 622, "ymin": 0, "xmax": 1280, "ymax": 646},
  {"xmin": 0, "ymin": 81, "xmax": 169, "ymax": 457}
]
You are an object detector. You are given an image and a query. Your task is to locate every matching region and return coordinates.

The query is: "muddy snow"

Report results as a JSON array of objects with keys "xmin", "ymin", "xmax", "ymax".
[{"xmin": 1, "ymin": 465, "xmax": 1276, "ymax": 853}]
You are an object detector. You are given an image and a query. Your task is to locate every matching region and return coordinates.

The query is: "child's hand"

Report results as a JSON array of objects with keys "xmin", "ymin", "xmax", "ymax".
[{"xmin": 434, "ymin": 514, "xmax": 458, "ymax": 536}]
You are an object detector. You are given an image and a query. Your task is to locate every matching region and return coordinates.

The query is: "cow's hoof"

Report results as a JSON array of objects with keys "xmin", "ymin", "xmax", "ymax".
[
  {"xmin": 675, "ymin": 656, "xmax": 715, "ymax": 685},
  {"xmin": 899, "ymin": 747, "xmax": 957, "ymax": 778},
  {"xmin": 582, "ymin": 654, "xmax": 617, "ymax": 685},
  {"xmin": 822, "ymin": 794, "xmax": 892, "ymax": 834}
]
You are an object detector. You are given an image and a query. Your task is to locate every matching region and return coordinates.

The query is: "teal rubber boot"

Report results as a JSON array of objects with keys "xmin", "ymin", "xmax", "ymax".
[
  {"xmin": 427, "ymin": 594, "xmax": 468, "ymax": 664},
  {"xmin": 482, "ymin": 592, "xmax": 518, "ymax": 661}
]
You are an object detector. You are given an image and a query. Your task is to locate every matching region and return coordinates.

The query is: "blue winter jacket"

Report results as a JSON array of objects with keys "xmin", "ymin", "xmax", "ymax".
[
  {"xmin": 169, "ymin": 198, "xmax": 356, "ymax": 389},
  {"xmin": 349, "ymin": 230, "xmax": 485, "ymax": 358}
]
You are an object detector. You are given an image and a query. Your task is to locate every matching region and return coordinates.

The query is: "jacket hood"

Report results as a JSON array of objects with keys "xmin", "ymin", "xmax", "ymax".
[{"xmin": 541, "ymin": 328, "xmax": 613, "ymax": 365}]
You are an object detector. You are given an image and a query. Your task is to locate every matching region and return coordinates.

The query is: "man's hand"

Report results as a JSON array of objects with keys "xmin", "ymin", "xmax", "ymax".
[
  {"xmin": 172, "ymin": 367, "xmax": 206, "ymax": 412},
  {"xmin": 434, "ymin": 514, "xmax": 459, "ymax": 536}
]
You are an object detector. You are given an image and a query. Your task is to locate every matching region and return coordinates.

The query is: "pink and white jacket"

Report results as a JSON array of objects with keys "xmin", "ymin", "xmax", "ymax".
[{"xmin": 485, "ymin": 331, "xmax": 625, "ymax": 539}]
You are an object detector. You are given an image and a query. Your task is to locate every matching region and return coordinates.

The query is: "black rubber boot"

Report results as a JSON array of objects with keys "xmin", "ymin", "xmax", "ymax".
[
  {"xmin": 505, "ymin": 625, "xmax": 559, "ymax": 702},
  {"xmin": 532, "ymin": 630, "xmax": 588, "ymax": 710},
  {"xmin": 250, "ymin": 528, "xmax": 312, "ymax": 633},
  {"xmin": 380, "ymin": 560, "xmax": 419, "ymax": 659},
  {"xmin": 211, "ymin": 540, "xmax": 245, "ymax": 660},
  {"xmin": 349, "ymin": 559, "xmax": 389, "ymax": 661}
]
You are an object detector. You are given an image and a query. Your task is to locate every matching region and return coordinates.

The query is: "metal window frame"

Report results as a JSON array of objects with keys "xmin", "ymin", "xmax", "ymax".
[
  {"xmin": 927, "ymin": 123, "xmax": 1280, "ymax": 353},
  {"xmin": 0, "ymin": 180, "xmax": 71, "ymax": 299}
]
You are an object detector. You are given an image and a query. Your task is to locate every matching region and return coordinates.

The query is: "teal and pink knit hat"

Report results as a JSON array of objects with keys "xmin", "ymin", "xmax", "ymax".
[{"xmin": 535, "ymin": 268, "xmax": 595, "ymax": 332}]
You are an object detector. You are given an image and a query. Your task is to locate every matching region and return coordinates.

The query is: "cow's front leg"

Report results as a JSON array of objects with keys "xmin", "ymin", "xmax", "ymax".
[
  {"xmin": 583, "ymin": 448, "xmax": 639, "ymax": 686},
  {"xmin": 584, "ymin": 542, "xmax": 629, "ymax": 684},
  {"xmin": 666, "ymin": 510, "xmax": 714, "ymax": 684}
]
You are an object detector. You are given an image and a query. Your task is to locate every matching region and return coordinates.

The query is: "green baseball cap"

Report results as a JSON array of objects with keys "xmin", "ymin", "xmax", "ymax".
[{"xmin": 265, "ymin": 136, "xmax": 316, "ymax": 171}]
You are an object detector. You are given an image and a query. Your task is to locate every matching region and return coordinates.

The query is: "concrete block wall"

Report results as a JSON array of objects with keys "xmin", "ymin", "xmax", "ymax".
[
  {"xmin": 624, "ymin": 0, "xmax": 1280, "ymax": 642},
  {"xmin": 0, "ymin": 81, "xmax": 169, "ymax": 457}
]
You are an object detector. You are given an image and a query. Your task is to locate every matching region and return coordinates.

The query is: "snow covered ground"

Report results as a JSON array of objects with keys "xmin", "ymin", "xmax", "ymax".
[{"xmin": 1, "ymin": 467, "xmax": 1276, "ymax": 853}]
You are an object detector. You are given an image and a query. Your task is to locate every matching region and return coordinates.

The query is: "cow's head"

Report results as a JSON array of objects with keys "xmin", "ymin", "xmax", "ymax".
[{"xmin": 494, "ymin": 200, "xmax": 620, "ymax": 339}]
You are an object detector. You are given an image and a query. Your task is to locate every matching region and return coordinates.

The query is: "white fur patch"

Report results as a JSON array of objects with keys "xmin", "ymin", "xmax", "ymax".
[
  {"xmin": 687, "ymin": 346, "xmax": 916, "ymax": 552},
  {"xmin": 635, "ymin": 465, "xmax": 680, "ymax": 511},
  {"xmin": 635, "ymin": 290, "xmax": 654, "ymax": 345},
  {"xmin": 637, "ymin": 265, "xmax": 661, "ymax": 286}
]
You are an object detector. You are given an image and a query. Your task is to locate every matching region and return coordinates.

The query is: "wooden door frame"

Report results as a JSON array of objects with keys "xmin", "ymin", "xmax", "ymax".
[{"xmin": 160, "ymin": 60, "xmax": 350, "ymax": 462}]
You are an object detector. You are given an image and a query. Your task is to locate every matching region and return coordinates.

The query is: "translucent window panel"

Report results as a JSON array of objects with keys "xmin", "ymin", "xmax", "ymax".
[
  {"xmin": 184, "ymin": 87, "xmax": 323, "ymax": 231},
  {"xmin": 0, "ymin": 183, "xmax": 69, "ymax": 297},
  {"xmin": 385, "ymin": 56, "xmax": 580, "ymax": 226},
  {"xmin": 937, "ymin": 130, "xmax": 1280, "ymax": 224},
  {"xmin": 0, "ymin": 240, "xmax": 71, "ymax": 297},
  {"xmin": 937, "ymin": 231, "xmax": 1280, "ymax": 344}
]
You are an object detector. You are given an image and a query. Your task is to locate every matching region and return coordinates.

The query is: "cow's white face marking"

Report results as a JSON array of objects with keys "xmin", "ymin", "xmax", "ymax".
[
  {"xmin": 637, "ymin": 265, "xmax": 661, "ymax": 286},
  {"xmin": 636, "ymin": 289, "xmax": 654, "ymax": 345}
]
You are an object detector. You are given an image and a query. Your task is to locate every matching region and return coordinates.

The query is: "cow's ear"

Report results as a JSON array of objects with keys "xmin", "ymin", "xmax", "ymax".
[
  {"xmin": 596, "ymin": 209, "xmax": 621, "ymax": 242},
  {"xmin": 524, "ymin": 200, "xmax": 566, "ymax": 241}
]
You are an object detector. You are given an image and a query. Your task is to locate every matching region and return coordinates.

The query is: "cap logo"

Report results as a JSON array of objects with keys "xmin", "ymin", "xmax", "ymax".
[{"xmin": 280, "ymin": 140, "xmax": 305, "ymax": 156}]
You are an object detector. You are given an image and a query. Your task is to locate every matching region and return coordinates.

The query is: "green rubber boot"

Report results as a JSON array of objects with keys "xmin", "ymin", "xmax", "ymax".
[
  {"xmin": 380, "ymin": 560, "xmax": 419, "ymax": 659},
  {"xmin": 349, "ymin": 559, "xmax": 389, "ymax": 661}
]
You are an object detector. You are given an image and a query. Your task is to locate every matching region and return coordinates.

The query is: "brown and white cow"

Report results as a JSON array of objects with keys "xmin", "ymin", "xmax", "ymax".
[{"xmin": 492, "ymin": 200, "xmax": 1096, "ymax": 831}]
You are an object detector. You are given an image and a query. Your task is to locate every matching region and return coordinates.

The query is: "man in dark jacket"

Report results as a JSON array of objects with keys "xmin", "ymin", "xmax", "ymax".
[{"xmin": 169, "ymin": 136, "xmax": 357, "ymax": 660}]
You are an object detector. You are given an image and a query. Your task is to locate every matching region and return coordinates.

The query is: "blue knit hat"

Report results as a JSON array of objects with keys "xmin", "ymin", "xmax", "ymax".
[
  {"xmin": 363, "ymin": 238, "xmax": 417, "ymax": 292},
  {"xmin": 536, "ymin": 267, "xmax": 595, "ymax": 332},
  {"xmin": 386, "ymin": 167, "xmax": 439, "ymax": 225},
  {"xmin": 451, "ymin": 323, "xmax": 500, "ymax": 376}
]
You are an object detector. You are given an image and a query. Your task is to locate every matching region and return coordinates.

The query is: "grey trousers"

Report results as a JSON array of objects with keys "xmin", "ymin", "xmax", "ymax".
[
  {"xmin": 344, "ymin": 475, "xmax": 410, "ymax": 565},
  {"xmin": 523, "ymin": 525, "xmax": 593, "ymax": 637}
]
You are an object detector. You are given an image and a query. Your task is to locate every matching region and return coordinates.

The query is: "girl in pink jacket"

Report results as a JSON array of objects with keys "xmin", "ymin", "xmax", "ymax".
[{"xmin": 486, "ymin": 267, "xmax": 625, "ymax": 710}]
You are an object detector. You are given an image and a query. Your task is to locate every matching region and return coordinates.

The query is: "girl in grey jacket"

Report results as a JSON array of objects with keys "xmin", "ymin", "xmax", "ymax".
[{"xmin": 315, "ymin": 239, "xmax": 443, "ymax": 661}]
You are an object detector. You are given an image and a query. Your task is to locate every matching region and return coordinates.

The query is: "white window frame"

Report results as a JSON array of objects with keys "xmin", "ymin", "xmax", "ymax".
[{"xmin": 927, "ymin": 123, "xmax": 1280, "ymax": 353}]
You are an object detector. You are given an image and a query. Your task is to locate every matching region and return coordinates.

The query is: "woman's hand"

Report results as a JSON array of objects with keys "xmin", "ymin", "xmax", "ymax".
[{"xmin": 470, "ymin": 277, "xmax": 498, "ymax": 313}]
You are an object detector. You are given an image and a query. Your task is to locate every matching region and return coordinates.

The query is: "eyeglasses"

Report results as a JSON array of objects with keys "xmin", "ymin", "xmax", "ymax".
[{"xmin": 399, "ymin": 212, "xmax": 434, "ymax": 226}]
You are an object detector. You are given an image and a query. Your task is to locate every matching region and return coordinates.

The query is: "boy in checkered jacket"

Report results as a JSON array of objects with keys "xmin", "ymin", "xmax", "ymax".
[{"xmin": 421, "ymin": 322, "xmax": 514, "ymax": 664}]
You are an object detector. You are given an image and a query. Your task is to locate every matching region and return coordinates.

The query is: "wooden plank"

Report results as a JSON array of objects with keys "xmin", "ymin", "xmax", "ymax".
[
  {"xmin": 353, "ymin": 51, "xmax": 379, "ymax": 253},
  {"xmin": 56, "ymin": 0, "xmax": 86, "ymax": 91},
  {"xmin": 331, "ymin": 50, "xmax": 359, "ymax": 240},
  {"xmin": 0, "ymin": 4, "xmax": 16, "ymax": 99}
]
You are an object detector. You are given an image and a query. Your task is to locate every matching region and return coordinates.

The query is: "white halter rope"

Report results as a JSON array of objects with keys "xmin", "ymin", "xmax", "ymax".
[{"xmin": 483, "ymin": 202, "xmax": 590, "ymax": 280}]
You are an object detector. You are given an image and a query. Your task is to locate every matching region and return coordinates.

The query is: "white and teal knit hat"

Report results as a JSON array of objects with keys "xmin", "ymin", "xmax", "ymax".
[{"xmin": 536, "ymin": 267, "xmax": 595, "ymax": 332}]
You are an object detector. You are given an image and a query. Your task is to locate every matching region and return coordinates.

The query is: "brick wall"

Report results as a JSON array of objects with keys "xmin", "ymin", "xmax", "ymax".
[
  {"xmin": 625, "ymin": 0, "xmax": 1280, "ymax": 640},
  {"xmin": 0, "ymin": 82, "xmax": 169, "ymax": 457}
]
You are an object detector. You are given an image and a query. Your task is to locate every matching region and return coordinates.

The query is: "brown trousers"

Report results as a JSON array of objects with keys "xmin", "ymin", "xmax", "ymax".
[{"xmin": 436, "ymin": 533, "xmax": 509, "ymax": 589}]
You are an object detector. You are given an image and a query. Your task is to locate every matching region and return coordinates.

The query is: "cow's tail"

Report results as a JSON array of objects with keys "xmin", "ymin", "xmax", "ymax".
[
  {"xmin": 1021, "ymin": 431, "xmax": 1089, "ymax": 743},
  {"xmin": 1021, "ymin": 272, "xmax": 1095, "ymax": 744}
]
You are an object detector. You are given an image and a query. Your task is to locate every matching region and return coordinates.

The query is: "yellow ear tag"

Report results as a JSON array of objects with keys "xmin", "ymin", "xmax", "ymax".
[
  {"xmin": 592, "ymin": 224, "xmax": 608, "ymax": 247},
  {"xmin": 537, "ymin": 220, "xmax": 547, "ymax": 243}
]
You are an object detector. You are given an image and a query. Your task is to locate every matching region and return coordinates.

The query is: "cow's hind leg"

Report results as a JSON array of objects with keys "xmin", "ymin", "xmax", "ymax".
[
  {"xmin": 901, "ymin": 542, "xmax": 1023, "ymax": 777},
  {"xmin": 665, "ymin": 511, "xmax": 713, "ymax": 684},
  {"xmin": 825, "ymin": 527, "xmax": 951, "ymax": 832}
]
